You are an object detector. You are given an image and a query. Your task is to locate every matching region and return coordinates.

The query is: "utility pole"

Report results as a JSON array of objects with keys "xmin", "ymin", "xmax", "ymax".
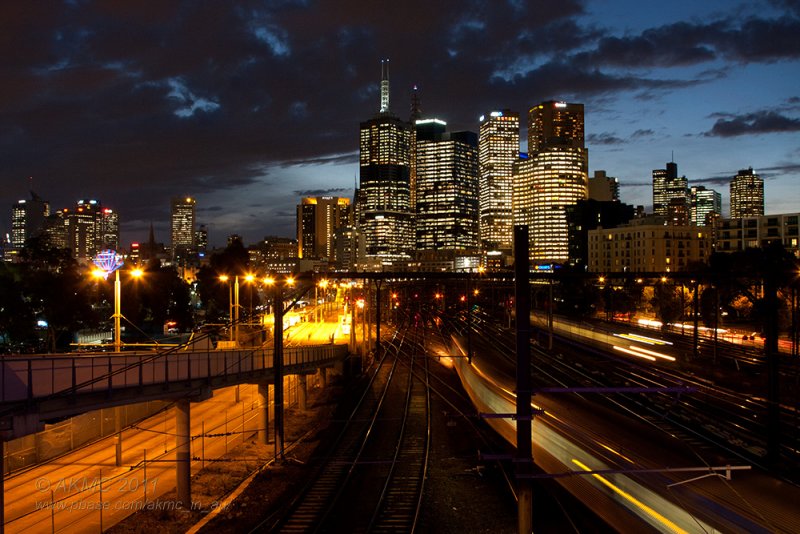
[
  {"xmin": 375, "ymin": 280, "xmax": 382, "ymax": 356},
  {"xmin": 764, "ymin": 273, "xmax": 780, "ymax": 467},
  {"xmin": 514, "ymin": 225, "xmax": 533, "ymax": 534},
  {"xmin": 273, "ymin": 286, "xmax": 285, "ymax": 461}
]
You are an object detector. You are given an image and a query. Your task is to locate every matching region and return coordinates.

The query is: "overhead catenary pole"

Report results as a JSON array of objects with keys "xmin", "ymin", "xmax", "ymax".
[
  {"xmin": 514, "ymin": 225, "xmax": 533, "ymax": 534},
  {"xmin": 375, "ymin": 280, "xmax": 382, "ymax": 356},
  {"xmin": 273, "ymin": 285, "xmax": 285, "ymax": 461}
]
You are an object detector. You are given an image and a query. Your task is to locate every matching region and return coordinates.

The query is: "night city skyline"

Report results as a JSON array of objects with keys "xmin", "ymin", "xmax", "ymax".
[{"xmin": 2, "ymin": 1, "xmax": 799, "ymax": 248}]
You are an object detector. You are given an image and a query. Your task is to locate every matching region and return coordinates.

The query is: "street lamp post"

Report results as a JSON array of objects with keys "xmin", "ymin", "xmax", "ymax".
[
  {"xmin": 92, "ymin": 250, "xmax": 141, "ymax": 353},
  {"xmin": 244, "ymin": 273, "xmax": 256, "ymax": 322},
  {"xmin": 219, "ymin": 275, "xmax": 233, "ymax": 341}
]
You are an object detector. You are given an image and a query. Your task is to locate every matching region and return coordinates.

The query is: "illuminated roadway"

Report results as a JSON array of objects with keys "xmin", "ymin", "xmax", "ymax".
[{"xmin": 2, "ymin": 311, "xmax": 349, "ymax": 534}]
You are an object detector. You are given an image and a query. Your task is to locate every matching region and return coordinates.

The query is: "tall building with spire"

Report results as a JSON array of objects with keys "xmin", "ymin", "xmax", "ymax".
[
  {"xmin": 730, "ymin": 168, "xmax": 764, "ymax": 219},
  {"xmin": 357, "ymin": 60, "xmax": 414, "ymax": 266},
  {"xmin": 513, "ymin": 101, "xmax": 588, "ymax": 265},
  {"xmin": 478, "ymin": 110, "xmax": 519, "ymax": 252}
]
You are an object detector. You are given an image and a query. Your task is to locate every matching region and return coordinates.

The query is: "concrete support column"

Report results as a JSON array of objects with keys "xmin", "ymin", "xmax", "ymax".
[
  {"xmin": 298, "ymin": 375, "xmax": 308, "ymax": 411},
  {"xmin": 319, "ymin": 367, "xmax": 327, "ymax": 388},
  {"xmin": 175, "ymin": 399, "xmax": 191, "ymax": 508},
  {"xmin": 257, "ymin": 383, "xmax": 270, "ymax": 444},
  {"xmin": 1, "ymin": 439, "xmax": 5, "ymax": 534},
  {"xmin": 115, "ymin": 406, "xmax": 123, "ymax": 467}
]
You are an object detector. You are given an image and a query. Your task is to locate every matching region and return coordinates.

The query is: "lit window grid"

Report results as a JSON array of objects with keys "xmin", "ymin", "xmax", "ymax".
[
  {"xmin": 415, "ymin": 139, "xmax": 479, "ymax": 250},
  {"xmin": 478, "ymin": 113, "xmax": 519, "ymax": 249},
  {"xmin": 513, "ymin": 148, "xmax": 588, "ymax": 264},
  {"xmin": 527, "ymin": 102, "xmax": 584, "ymax": 153},
  {"xmin": 171, "ymin": 199, "xmax": 196, "ymax": 252},
  {"xmin": 730, "ymin": 173, "xmax": 764, "ymax": 219},
  {"xmin": 690, "ymin": 188, "xmax": 721, "ymax": 226},
  {"xmin": 588, "ymin": 225, "xmax": 711, "ymax": 272},
  {"xmin": 296, "ymin": 197, "xmax": 352, "ymax": 260},
  {"xmin": 359, "ymin": 119, "xmax": 412, "ymax": 166}
]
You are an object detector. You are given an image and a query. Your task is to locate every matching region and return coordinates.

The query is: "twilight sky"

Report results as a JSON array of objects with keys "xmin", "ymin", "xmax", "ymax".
[{"xmin": 2, "ymin": 0, "xmax": 799, "ymax": 248}]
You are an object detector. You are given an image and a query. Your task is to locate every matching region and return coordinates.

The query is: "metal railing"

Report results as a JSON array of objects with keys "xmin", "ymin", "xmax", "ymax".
[{"xmin": 1, "ymin": 344, "xmax": 347, "ymax": 405}]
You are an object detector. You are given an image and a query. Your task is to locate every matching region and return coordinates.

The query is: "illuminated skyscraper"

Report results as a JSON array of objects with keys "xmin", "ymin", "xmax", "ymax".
[
  {"xmin": 478, "ymin": 110, "xmax": 519, "ymax": 251},
  {"xmin": 296, "ymin": 196, "xmax": 352, "ymax": 260},
  {"xmin": 652, "ymin": 162, "xmax": 689, "ymax": 217},
  {"xmin": 63, "ymin": 199, "xmax": 115, "ymax": 260},
  {"xmin": 514, "ymin": 101, "xmax": 588, "ymax": 265},
  {"xmin": 98, "ymin": 207, "xmax": 119, "ymax": 250},
  {"xmin": 527, "ymin": 101, "xmax": 584, "ymax": 153},
  {"xmin": 358, "ymin": 60, "xmax": 414, "ymax": 265},
  {"xmin": 170, "ymin": 197, "xmax": 196, "ymax": 262},
  {"xmin": 690, "ymin": 186, "xmax": 721, "ymax": 226},
  {"xmin": 415, "ymin": 119, "xmax": 479, "ymax": 251},
  {"xmin": 195, "ymin": 224, "xmax": 208, "ymax": 255},
  {"xmin": 10, "ymin": 192, "xmax": 49, "ymax": 251},
  {"xmin": 514, "ymin": 148, "xmax": 588, "ymax": 264},
  {"xmin": 730, "ymin": 168, "xmax": 764, "ymax": 219}
]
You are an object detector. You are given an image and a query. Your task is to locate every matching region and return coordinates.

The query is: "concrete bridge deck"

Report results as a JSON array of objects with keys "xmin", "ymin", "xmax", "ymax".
[{"xmin": 1, "ymin": 343, "xmax": 348, "ymax": 440}]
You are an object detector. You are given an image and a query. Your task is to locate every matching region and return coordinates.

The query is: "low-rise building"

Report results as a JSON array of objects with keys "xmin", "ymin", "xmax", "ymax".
[
  {"xmin": 715, "ymin": 213, "xmax": 800, "ymax": 257},
  {"xmin": 588, "ymin": 217, "xmax": 712, "ymax": 272}
]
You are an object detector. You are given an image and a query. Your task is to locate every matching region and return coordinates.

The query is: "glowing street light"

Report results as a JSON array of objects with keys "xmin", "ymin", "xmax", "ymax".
[
  {"xmin": 92, "ymin": 250, "xmax": 140, "ymax": 353},
  {"xmin": 243, "ymin": 273, "xmax": 257, "ymax": 320}
]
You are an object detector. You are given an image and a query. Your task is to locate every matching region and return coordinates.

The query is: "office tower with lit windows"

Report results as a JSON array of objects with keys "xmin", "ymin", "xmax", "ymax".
[
  {"xmin": 527, "ymin": 101, "xmax": 584, "ymax": 152},
  {"xmin": 98, "ymin": 207, "xmax": 119, "ymax": 250},
  {"xmin": 690, "ymin": 186, "xmax": 721, "ymax": 226},
  {"xmin": 61, "ymin": 200, "xmax": 104, "ymax": 260},
  {"xmin": 652, "ymin": 162, "xmax": 689, "ymax": 217},
  {"xmin": 170, "ymin": 196, "xmax": 196, "ymax": 262},
  {"xmin": 730, "ymin": 168, "xmax": 764, "ymax": 219},
  {"xmin": 478, "ymin": 110, "xmax": 519, "ymax": 252},
  {"xmin": 10, "ymin": 192, "xmax": 49, "ymax": 251},
  {"xmin": 195, "ymin": 224, "xmax": 208, "ymax": 255},
  {"xmin": 358, "ymin": 60, "xmax": 414, "ymax": 265},
  {"xmin": 415, "ymin": 119, "xmax": 479, "ymax": 251},
  {"xmin": 297, "ymin": 196, "xmax": 352, "ymax": 260},
  {"xmin": 514, "ymin": 101, "xmax": 588, "ymax": 265}
]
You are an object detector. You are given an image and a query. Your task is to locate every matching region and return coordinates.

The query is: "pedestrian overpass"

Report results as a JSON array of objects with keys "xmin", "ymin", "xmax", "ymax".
[{"xmin": 0, "ymin": 342, "xmax": 348, "ymax": 441}]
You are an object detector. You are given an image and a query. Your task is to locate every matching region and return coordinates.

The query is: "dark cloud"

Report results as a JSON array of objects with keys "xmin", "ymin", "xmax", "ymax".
[
  {"xmin": 279, "ymin": 153, "xmax": 359, "ymax": 167},
  {"xmin": 1, "ymin": 1, "xmax": 798, "ymax": 244},
  {"xmin": 704, "ymin": 110, "xmax": 800, "ymax": 137},
  {"xmin": 770, "ymin": 0, "xmax": 800, "ymax": 14},
  {"xmin": 293, "ymin": 188, "xmax": 352, "ymax": 197},
  {"xmin": 758, "ymin": 162, "xmax": 800, "ymax": 175},
  {"xmin": 577, "ymin": 23, "xmax": 719, "ymax": 67},
  {"xmin": 691, "ymin": 176, "xmax": 735, "ymax": 186},
  {"xmin": 631, "ymin": 129, "xmax": 655, "ymax": 139},
  {"xmin": 587, "ymin": 132, "xmax": 624, "ymax": 145},
  {"xmin": 572, "ymin": 14, "xmax": 800, "ymax": 69}
]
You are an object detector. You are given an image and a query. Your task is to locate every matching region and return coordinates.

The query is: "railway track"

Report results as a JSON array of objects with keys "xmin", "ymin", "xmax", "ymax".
[{"xmin": 252, "ymin": 314, "xmax": 431, "ymax": 533}]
